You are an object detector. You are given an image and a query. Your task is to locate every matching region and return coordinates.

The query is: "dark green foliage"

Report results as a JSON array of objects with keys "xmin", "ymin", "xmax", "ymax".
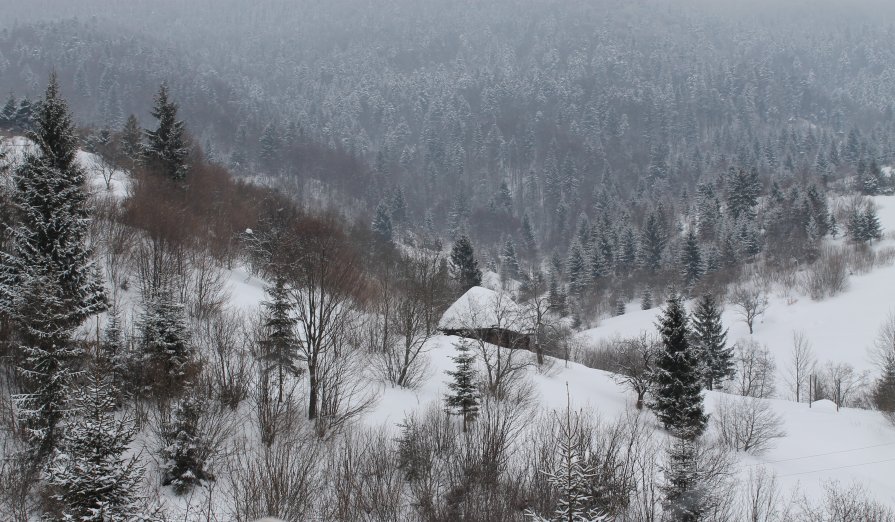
[
  {"xmin": 726, "ymin": 168, "xmax": 760, "ymax": 219},
  {"xmin": 680, "ymin": 230, "xmax": 703, "ymax": 289},
  {"xmin": 873, "ymin": 357, "xmax": 895, "ymax": 414},
  {"xmin": 445, "ymin": 340, "xmax": 480, "ymax": 432},
  {"xmin": 450, "ymin": 235, "xmax": 482, "ymax": 291},
  {"xmin": 160, "ymin": 396, "xmax": 214, "ymax": 495},
  {"xmin": 120, "ymin": 114, "xmax": 143, "ymax": 162},
  {"xmin": 0, "ymin": 75, "xmax": 107, "ymax": 459},
  {"xmin": 847, "ymin": 203, "xmax": 883, "ymax": 244},
  {"xmin": 144, "ymin": 83, "xmax": 188, "ymax": 180},
  {"xmin": 260, "ymin": 276, "xmax": 300, "ymax": 404},
  {"xmin": 650, "ymin": 296, "xmax": 708, "ymax": 438},
  {"xmin": 690, "ymin": 295, "xmax": 733, "ymax": 391},
  {"xmin": 372, "ymin": 200, "xmax": 394, "ymax": 243},
  {"xmin": 46, "ymin": 368, "xmax": 147, "ymax": 521},
  {"xmin": 640, "ymin": 211, "xmax": 668, "ymax": 273},
  {"xmin": 139, "ymin": 291, "xmax": 193, "ymax": 395},
  {"xmin": 662, "ymin": 436, "xmax": 706, "ymax": 522},
  {"xmin": 500, "ymin": 237, "xmax": 521, "ymax": 282}
]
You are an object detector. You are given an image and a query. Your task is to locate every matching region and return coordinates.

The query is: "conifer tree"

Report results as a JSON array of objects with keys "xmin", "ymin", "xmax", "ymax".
[
  {"xmin": 120, "ymin": 114, "xmax": 143, "ymax": 164},
  {"xmin": 522, "ymin": 212, "xmax": 538, "ymax": 257},
  {"xmin": 641, "ymin": 288, "xmax": 653, "ymax": 310},
  {"xmin": 258, "ymin": 123, "xmax": 279, "ymax": 171},
  {"xmin": 371, "ymin": 201, "xmax": 394, "ymax": 243},
  {"xmin": 445, "ymin": 340, "xmax": 480, "ymax": 432},
  {"xmin": 450, "ymin": 235, "xmax": 482, "ymax": 291},
  {"xmin": 873, "ymin": 357, "xmax": 895, "ymax": 414},
  {"xmin": 46, "ymin": 368, "xmax": 147, "ymax": 521},
  {"xmin": 690, "ymin": 294, "xmax": 733, "ymax": 390},
  {"xmin": 525, "ymin": 401, "xmax": 609, "ymax": 522},
  {"xmin": 144, "ymin": 82, "xmax": 188, "ymax": 180},
  {"xmin": 160, "ymin": 396, "xmax": 214, "ymax": 494},
  {"xmin": 727, "ymin": 168, "xmax": 760, "ymax": 219},
  {"xmin": 640, "ymin": 211, "xmax": 668, "ymax": 273},
  {"xmin": 650, "ymin": 296, "xmax": 708, "ymax": 438},
  {"xmin": 661, "ymin": 435, "xmax": 705, "ymax": 522},
  {"xmin": 680, "ymin": 230, "xmax": 703, "ymax": 289},
  {"xmin": 139, "ymin": 291, "xmax": 193, "ymax": 395},
  {"xmin": 615, "ymin": 298, "xmax": 626, "ymax": 316},
  {"xmin": 500, "ymin": 237, "xmax": 521, "ymax": 282},
  {"xmin": 549, "ymin": 275, "xmax": 569, "ymax": 317},
  {"xmin": 0, "ymin": 75, "xmax": 107, "ymax": 459},
  {"xmin": 259, "ymin": 277, "xmax": 300, "ymax": 404}
]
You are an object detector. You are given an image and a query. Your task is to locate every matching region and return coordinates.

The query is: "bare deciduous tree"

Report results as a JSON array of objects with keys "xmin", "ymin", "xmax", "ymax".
[
  {"xmin": 735, "ymin": 339, "xmax": 777, "ymax": 399},
  {"xmin": 731, "ymin": 285, "xmax": 770, "ymax": 334},
  {"xmin": 785, "ymin": 331, "xmax": 816, "ymax": 403},
  {"xmin": 607, "ymin": 333, "xmax": 659, "ymax": 410}
]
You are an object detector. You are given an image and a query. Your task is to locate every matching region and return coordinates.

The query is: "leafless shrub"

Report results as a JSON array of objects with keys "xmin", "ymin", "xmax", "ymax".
[
  {"xmin": 794, "ymin": 481, "xmax": 895, "ymax": 522},
  {"xmin": 195, "ymin": 309, "xmax": 253, "ymax": 409},
  {"xmin": 0, "ymin": 393, "xmax": 35, "ymax": 521},
  {"xmin": 739, "ymin": 467, "xmax": 787, "ymax": 522},
  {"xmin": 734, "ymin": 339, "xmax": 776, "ymax": 399},
  {"xmin": 818, "ymin": 361, "xmax": 870, "ymax": 409},
  {"xmin": 713, "ymin": 395, "xmax": 785, "ymax": 454},
  {"xmin": 321, "ymin": 427, "xmax": 408, "ymax": 522},
  {"xmin": 227, "ymin": 425, "xmax": 321, "ymax": 521},
  {"xmin": 870, "ymin": 311, "xmax": 895, "ymax": 371},
  {"xmin": 185, "ymin": 251, "xmax": 230, "ymax": 320},
  {"xmin": 802, "ymin": 245, "xmax": 849, "ymax": 300},
  {"xmin": 313, "ymin": 314, "xmax": 380, "ymax": 438}
]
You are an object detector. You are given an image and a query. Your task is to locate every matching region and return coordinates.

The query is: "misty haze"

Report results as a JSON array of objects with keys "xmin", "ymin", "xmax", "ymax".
[{"xmin": 1, "ymin": 0, "xmax": 895, "ymax": 520}]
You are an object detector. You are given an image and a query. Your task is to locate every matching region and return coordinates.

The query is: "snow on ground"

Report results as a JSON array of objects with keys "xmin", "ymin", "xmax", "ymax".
[{"xmin": 1, "ymin": 135, "xmax": 131, "ymax": 200}]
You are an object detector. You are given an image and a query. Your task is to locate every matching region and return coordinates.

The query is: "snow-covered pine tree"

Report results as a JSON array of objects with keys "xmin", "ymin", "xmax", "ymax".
[
  {"xmin": 525, "ymin": 395, "xmax": 608, "ymax": 522},
  {"xmin": 500, "ymin": 237, "xmax": 521, "ymax": 282},
  {"xmin": 46, "ymin": 368, "xmax": 148, "ymax": 521},
  {"xmin": 160, "ymin": 395, "xmax": 214, "ymax": 495},
  {"xmin": 873, "ymin": 357, "xmax": 895, "ymax": 414},
  {"xmin": 680, "ymin": 229, "xmax": 703, "ymax": 290},
  {"xmin": 259, "ymin": 276, "xmax": 300, "ymax": 404},
  {"xmin": 661, "ymin": 434, "xmax": 706, "ymax": 522},
  {"xmin": 144, "ymin": 82, "xmax": 188, "ymax": 180},
  {"xmin": 641, "ymin": 288, "xmax": 653, "ymax": 310},
  {"xmin": 138, "ymin": 290, "xmax": 193, "ymax": 395},
  {"xmin": 258, "ymin": 123, "xmax": 280, "ymax": 172},
  {"xmin": 450, "ymin": 234, "xmax": 482, "ymax": 291},
  {"xmin": 0, "ymin": 75, "xmax": 107, "ymax": 459},
  {"xmin": 371, "ymin": 200, "xmax": 394, "ymax": 243},
  {"xmin": 445, "ymin": 339, "xmax": 480, "ymax": 432},
  {"xmin": 650, "ymin": 295, "xmax": 708, "ymax": 438},
  {"xmin": 690, "ymin": 294, "xmax": 733, "ymax": 391},
  {"xmin": 614, "ymin": 298, "xmax": 626, "ymax": 316},
  {"xmin": 120, "ymin": 114, "xmax": 143, "ymax": 164}
]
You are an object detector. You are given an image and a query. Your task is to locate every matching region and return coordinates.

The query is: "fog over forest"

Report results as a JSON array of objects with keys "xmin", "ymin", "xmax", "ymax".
[{"xmin": 2, "ymin": 1, "xmax": 895, "ymax": 520}]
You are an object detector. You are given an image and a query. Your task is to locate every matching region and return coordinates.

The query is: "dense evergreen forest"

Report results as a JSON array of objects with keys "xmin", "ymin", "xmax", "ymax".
[{"xmin": 2, "ymin": 1, "xmax": 895, "ymax": 520}]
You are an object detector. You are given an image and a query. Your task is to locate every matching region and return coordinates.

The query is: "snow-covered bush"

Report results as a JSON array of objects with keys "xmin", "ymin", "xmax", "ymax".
[{"xmin": 713, "ymin": 395, "xmax": 785, "ymax": 455}]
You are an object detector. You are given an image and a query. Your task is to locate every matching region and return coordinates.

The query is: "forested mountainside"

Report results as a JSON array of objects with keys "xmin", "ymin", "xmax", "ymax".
[{"xmin": 3, "ymin": 1, "xmax": 895, "ymax": 520}]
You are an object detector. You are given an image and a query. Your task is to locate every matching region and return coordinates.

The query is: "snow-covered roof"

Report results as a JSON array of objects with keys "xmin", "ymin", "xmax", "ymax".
[{"xmin": 438, "ymin": 286, "xmax": 531, "ymax": 333}]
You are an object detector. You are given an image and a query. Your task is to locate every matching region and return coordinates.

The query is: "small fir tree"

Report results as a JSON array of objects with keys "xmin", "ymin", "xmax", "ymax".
[
  {"xmin": 450, "ymin": 235, "xmax": 482, "ymax": 291},
  {"xmin": 641, "ymin": 288, "xmax": 653, "ymax": 310},
  {"xmin": 120, "ymin": 114, "xmax": 143, "ymax": 164},
  {"xmin": 371, "ymin": 200, "xmax": 394, "ymax": 243},
  {"xmin": 445, "ymin": 340, "xmax": 480, "ymax": 432},
  {"xmin": 680, "ymin": 230, "xmax": 703, "ymax": 289},
  {"xmin": 139, "ymin": 291, "xmax": 193, "ymax": 395},
  {"xmin": 525, "ymin": 403, "xmax": 609, "ymax": 522},
  {"xmin": 160, "ymin": 396, "xmax": 214, "ymax": 494},
  {"xmin": 46, "ymin": 368, "xmax": 147, "ymax": 521},
  {"xmin": 650, "ymin": 296, "xmax": 708, "ymax": 438},
  {"xmin": 259, "ymin": 276, "xmax": 300, "ymax": 404},
  {"xmin": 690, "ymin": 294, "xmax": 733, "ymax": 391}
]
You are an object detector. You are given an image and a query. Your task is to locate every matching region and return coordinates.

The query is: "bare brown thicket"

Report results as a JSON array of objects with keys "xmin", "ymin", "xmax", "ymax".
[
  {"xmin": 608, "ymin": 333, "xmax": 659, "ymax": 410},
  {"xmin": 795, "ymin": 481, "xmax": 895, "ymax": 522},
  {"xmin": 803, "ymin": 245, "xmax": 849, "ymax": 300},
  {"xmin": 740, "ymin": 467, "xmax": 786, "ymax": 522},
  {"xmin": 195, "ymin": 309, "xmax": 252, "ymax": 409}
]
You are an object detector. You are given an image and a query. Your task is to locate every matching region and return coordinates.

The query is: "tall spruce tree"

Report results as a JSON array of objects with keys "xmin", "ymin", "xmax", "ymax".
[
  {"xmin": 144, "ymin": 83, "xmax": 188, "ymax": 180},
  {"xmin": 450, "ymin": 234, "xmax": 482, "ymax": 291},
  {"xmin": 120, "ymin": 114, "xmax": 143, "ymax": 164},
  {"xmin": 445, "ymin": 340, "xmax": 480, "ymax": 432},
  {"xmin": 690, "ymin": 294, "xmax": 733, "ymax": 390},
  {"xmin": 680, "ymin": 230, "xmax": 703, "ymax": 289},
  {"xmin": 160, "ymin": 396, "xmax": 214, "ymax": 495},
  {"xmin": 661, "ymin": 435, "xmax": 706, "ymax": 522},
  {"xmin": 139, "ymin": 290, "xmax": 193, "ymax": 395},
  {"xmin": 46, "ymin": 368, "xmax": 147, "ymax": 521},
  {"xmin": 259, "ymin": 276, "xmax": 300, "ymax": 404},
  {"xmin": 371, "ymin": 200, "xmax": 394, "ymax": 243},
  {"xmin": 0, "ymin": 75, "xmax": 107, "ymax": 459},
  {"xmin": 650, "ymin": 296, "xmax": 708, "ymax": 438}
]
